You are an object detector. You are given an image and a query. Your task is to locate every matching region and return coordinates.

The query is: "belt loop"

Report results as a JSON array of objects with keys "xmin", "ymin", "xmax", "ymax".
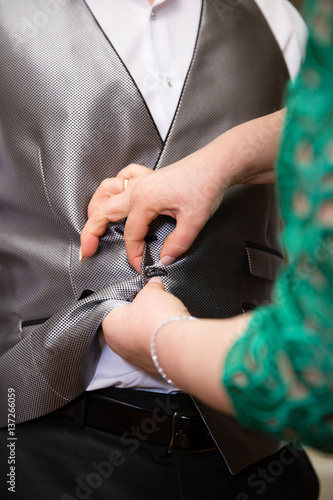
[{"xmin": 74, "ymin": 394, "xmax": 87, "ymax": 429}]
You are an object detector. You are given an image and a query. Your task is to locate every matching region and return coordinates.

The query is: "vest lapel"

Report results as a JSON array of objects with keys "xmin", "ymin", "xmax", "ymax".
[
  {"xmin": 33, "ymin": 0, "xmax": 163, "ymax": 233},
  {"xmin": 156, "ymin": 0, "xmax": 288, "ymax": 169}
]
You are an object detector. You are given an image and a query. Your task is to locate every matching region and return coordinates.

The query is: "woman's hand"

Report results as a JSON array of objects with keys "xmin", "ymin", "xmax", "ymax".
[
  {"xmin": 102, "ymin": 277, "xmax": 246, "ymax": 413},
  {"xmin": 80, "ymin": 110, "xmax": 283, "ymax": 272},
  {"xmin": 80, "ymin": 146, "xmax": 230, "ymax": 272},
  {"xmin": 102, "ymin": 277, "xmax": 189, "ymax": 374}
]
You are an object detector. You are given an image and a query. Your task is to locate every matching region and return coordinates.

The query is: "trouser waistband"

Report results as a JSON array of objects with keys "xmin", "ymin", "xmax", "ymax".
[{"xmin": 54, "ymin": 387, "xmax": 217, "ymax": 454}]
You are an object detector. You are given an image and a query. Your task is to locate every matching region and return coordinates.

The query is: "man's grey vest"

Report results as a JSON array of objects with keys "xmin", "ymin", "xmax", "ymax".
[{"xmin": 0, "ymin": 0, "xmax": 289, "ymax": 473}]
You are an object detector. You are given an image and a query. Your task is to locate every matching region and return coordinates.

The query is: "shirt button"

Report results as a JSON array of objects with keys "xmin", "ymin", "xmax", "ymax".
[
  {"xmin": 151, "ymin": 10, "xmax": 156, "ymax": 20},
  {"xmin": 166, "ymin": 76, "xmax": 173, "ymax": 87}
]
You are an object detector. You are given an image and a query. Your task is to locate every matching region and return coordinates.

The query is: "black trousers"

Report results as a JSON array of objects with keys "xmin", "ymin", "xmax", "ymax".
[{"xmin": 0, "ymin": 389, "xmax": 319, "ymax": 500}]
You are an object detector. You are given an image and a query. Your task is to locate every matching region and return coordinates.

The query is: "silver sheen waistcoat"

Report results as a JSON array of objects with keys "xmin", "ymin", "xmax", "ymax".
[{"xmin": 0, "ymin": 0, "xmax": 289, "ymax": 473}]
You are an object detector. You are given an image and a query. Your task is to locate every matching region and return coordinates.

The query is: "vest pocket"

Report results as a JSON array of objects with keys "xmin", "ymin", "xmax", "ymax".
[
  {"xmin": 245, "ymin": 244, "xmax": 283, "ymax": 282},
  {"xmin": 21, "ymin": 318, "xmax": 48, "ymax": 339},
  {"xmin": 241, "ymin": 302, "xmax": 257, "ymax": 313}
]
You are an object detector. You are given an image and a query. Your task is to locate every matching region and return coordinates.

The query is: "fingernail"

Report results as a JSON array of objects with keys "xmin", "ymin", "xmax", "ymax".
[
  {"xmin": 148, "ymin": 277, "xmax": 163, "ymax": 284},
  {"xmin": 79, "ymin": 246, "xmax": 84, "ymax": 262},
  {"xmin": 159, "ymin": 256, "xmax": 175, "ymax": 266}
]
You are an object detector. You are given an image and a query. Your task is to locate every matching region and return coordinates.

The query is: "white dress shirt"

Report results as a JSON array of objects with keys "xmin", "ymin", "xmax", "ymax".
[
  {"xmin": 85, "ymin": 0, "xmax": 307, "ymax": 140},
  {"xmin": 82, "ymin": 0, "xmax": 307, "ymax": 392}
]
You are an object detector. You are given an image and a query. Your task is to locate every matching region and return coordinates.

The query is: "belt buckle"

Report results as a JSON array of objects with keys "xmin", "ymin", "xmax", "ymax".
[{"xmin": 168, "ymin": 411, "xmax": 216, "ymax": 454}]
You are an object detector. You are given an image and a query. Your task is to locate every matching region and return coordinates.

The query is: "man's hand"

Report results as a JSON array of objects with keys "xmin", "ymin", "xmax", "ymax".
[{"xmin": 102, "ymin": 277, "xmax": 189, "ymax": 373}]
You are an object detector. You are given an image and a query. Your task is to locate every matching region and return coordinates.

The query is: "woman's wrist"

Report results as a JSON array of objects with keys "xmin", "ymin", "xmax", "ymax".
[{"xmin": 150, "ymin": 315, "xmax": 197, "ymax": 384}]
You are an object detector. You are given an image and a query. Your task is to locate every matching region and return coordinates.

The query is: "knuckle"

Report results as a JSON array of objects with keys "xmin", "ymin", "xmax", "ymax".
[
  {"xmin": 100, "ymin": 178, "xmax": 113, "ymax": 190},
  {"xmin": 123, "ymin": 229, "xmax": 133, "ymax": 243},
  {"xmin": 97, "ymin": 198, "xmax": 109, "ymax": 214}
]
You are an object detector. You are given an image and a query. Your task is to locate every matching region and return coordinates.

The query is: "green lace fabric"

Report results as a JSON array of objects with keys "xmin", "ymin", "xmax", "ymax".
[{"xmin": 223, "ymin": 0, "xmax": 333, "ymax": 453}]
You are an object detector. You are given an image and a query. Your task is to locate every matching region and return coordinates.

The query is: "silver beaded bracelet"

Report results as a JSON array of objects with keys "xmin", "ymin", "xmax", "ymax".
[{"xmin": 150, "ymin": 315, "xmax": 197, "ymax": 385}]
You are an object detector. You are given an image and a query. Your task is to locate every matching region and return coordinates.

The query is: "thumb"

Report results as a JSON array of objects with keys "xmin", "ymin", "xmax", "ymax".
[
  {"xmin": 159, "ymin": 216, "xmax": 204, "ymax": 266},
  {"xmin": 80, "ymin": 231, "xmax": 99, "ymax": 261}
]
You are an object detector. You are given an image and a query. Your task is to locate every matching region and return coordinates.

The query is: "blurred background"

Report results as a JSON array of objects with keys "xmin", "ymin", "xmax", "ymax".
[
  {"xmin": 307, "ymin": 450, "xmax": 333, "ymax": 500},
  {"xmin": 292, "ymin": 0, "xmax": 304, "ymax": 7},
  {"xmin": 292, "ymin": 1, "xmax": 333, "ymax": 496}
]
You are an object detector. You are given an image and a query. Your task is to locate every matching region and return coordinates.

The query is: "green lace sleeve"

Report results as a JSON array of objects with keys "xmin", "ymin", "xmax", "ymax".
[{"xmin": 223, "ymin": 0, "xmax": 333, "ymax": 453}]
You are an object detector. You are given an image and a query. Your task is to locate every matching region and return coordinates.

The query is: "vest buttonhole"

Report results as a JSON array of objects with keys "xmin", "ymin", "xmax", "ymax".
[{"xmin": 145, "ymin": 268, "xmax": 168, "ymax": 279}]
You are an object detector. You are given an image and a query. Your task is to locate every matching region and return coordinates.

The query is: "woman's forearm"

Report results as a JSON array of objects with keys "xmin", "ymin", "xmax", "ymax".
[
  {"xmin": 153, "ymin": 314, "xmax": 251, "ymax": 414},
  {"xmin": 206, "ymin": 108, "xmax": 285, "ymax": 188}
]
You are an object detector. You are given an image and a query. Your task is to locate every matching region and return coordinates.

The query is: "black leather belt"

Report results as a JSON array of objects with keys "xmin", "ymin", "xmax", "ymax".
[{"xmin": 55, "ymin": 389, "xmax": 217, "ymax": 454}]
